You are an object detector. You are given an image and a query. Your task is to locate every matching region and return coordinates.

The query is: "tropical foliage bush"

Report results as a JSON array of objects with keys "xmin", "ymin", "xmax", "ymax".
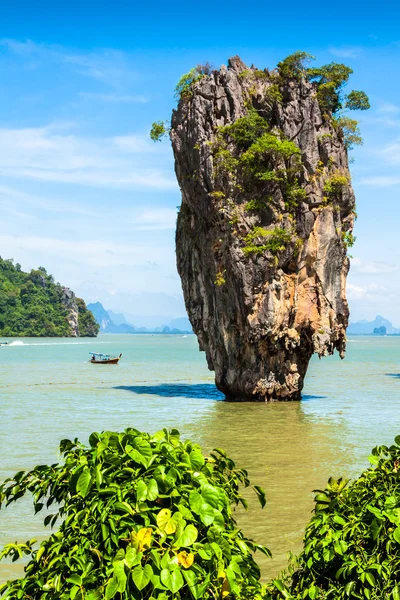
[
  {"xmin": 266, "ymin": 436, "xmax": 400, "ymax": 599},
  {"xmin": 0, "ymin": 258, "xmax": 98, "ymax": 337},
  {"xmin": 0, "ymin": 428, "xmax": 269, "ymax": 600}
]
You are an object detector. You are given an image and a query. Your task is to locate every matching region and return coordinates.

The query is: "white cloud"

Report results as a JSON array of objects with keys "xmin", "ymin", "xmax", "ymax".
[
  {"xmin": 0, "ymin": 38, "xmax": 139, "ymax": 88},
  {"xmin": 64, "ymin": 50, "xmax": 138, "ymax": 87},
  {"xmin": 0, "ymin": 234, "xmax": 168, "ymax": 268},
  {"xmin": 351, "ymin": 257, "xmax": 399, "ymax": 274},
  {"xmin": 0, "ymin": 38, "xmax": 47, "ymax": 57},
  {"xmin": 347, "ymin": 282, "xmax": 387, "ymax": 300},
  {"xmin": 378, "ymin": 103, "xmax": 400, "ymax": 114},
  {"xmin": 359, "ymin": 175, "xmax": 400, "ymax": 186},
  {"xmin": 329, "ymin": 46, "xmax": 362, "ymax": 58},
  {"xmin": 133, "ymin": 209, "xmax": 177, "ymax": 230},
  {"xmin": 0, "ymin": 124, "xmax": 177, "ymax": 190},
  {"xmin": 0, "ymin": 184, "xmax": 105, "ymax": 216}
]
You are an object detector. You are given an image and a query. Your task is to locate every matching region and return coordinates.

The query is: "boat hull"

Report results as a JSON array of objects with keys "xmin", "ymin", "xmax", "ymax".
[{"xmin": 90, "ymin": 357, "xmax": 120, "ymax": 364}]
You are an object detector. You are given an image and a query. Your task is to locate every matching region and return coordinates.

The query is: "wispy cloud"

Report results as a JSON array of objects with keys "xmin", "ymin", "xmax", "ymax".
[
  {"xmin": 347, "ymin": 282, "xmax": 394, "ymax": 301},
  {"xmin": 329, "ymin": 46, "xmax": 362, "ymax": 58},
  {"xmin": 133, "ymin": 209, "xmax": 177, "ymax": 231},
  {"xmin": 351, "ymin": 257, "xmax": 400, "ymax": 274},
  {"xmin": 64, "ymin": 50, "xmax": 138, "ymax": 87},
  {"xmin": 378, "ymin": 102, "xmax": 400, "ymax": 114},
  {"xmin": 0, "ymin": 38, "xmax": 139, "ymax": 88},
  {"xmin": 0, "ymin": 234, "xmax": 168, "ymax": 268},
  {"xmin": 0, "ymin": 124, "xmax": 177, "ymax": 190},
  {"xmin": 359, "ymin": 175, "xmax": 400, "ymax": 186}
]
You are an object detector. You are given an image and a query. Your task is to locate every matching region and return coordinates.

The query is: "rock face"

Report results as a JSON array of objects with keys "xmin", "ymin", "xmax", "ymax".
[
  {"xmin": 61, "ymin": 288, "xmax": 99, "ymax": 337},
  {"xmin": 171, "ymin": 57, "xmax": 355, "ymax": 401}
]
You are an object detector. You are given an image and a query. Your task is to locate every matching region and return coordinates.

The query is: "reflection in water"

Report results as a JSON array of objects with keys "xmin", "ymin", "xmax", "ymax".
[{"xmin": 189, "ymin": 399, "xmax": 353, "ymax": 576}]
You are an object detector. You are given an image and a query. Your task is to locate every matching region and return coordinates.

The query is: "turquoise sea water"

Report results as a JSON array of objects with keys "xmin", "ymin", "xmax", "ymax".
[{"xmin": 1, "ymin": 334, "xmax": 400, "ymax": 582}]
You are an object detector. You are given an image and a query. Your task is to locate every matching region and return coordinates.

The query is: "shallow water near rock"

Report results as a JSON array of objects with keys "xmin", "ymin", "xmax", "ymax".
[{"xmin": 1, "ymin": 334, "xmax": 400, "ymax": 582}]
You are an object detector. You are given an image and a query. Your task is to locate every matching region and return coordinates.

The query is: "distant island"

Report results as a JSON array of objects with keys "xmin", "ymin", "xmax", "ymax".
[
  {"xmin": 0, "ymin": 258, "xmax": 99, "ymax": 337},
  {"xmin": 87, "ymin": 302, "xmax": 193, "ymax": 334},
  {"xmin": 347, "ymin": 315, "xmax": 399, "ymax": 335}
]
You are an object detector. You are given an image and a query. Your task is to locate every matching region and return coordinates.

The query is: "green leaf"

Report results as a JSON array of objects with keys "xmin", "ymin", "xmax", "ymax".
[
  {"xmin": 147, "ymin": 478, "xmax": 159, "ymax": 501},
  {"xmin": 365, "ymin": 572, "xmax": 376, "ymax": 587},
  {"xmin": 253, "ymin": 485, "xmax": 266, "ymax": 508},
  {"xmin": 199, "ymin": 503, "xmax": 215, "ymax": 526},
  {"xmin": 189, "ymin": 491, "xmax": 203, "ymax": 514},
  {"xmin": 113, "ymin": 560, "xmax": 127, "ymax": 593},
  {"xmin": 132, "ymin": 564, "xmax": 153, "ymax": 590},
  {"xmin": 161, "ymin": 568, "xmax": 184, "ymax": 593},
  {"xmin": 70, "ymin": 585, "xmax": 80, "ymax": 599},
  {"xmin": 201, "ymin": 484, "xmax": 221, "ymax": 509},
  {"xmin": 175, "ymin": 524, "xmax": 198, "ymax": 547},
  {"xmin": 85, "ymin": 592, "xmax": 102, "ymax": 600},
  {"xmin": 105, "ymin": 578, "xmax": 119, "ymax": 600},
  {"xmin": 394, "ymin": 435, "xmax": 400, "ymax": 446},
  {"xmin": 189, "ymin": 450, "xmax": 205, "ymax": 470},
  {"xmin": 334, "ymin": 540, "xmax": 348, "ymax": 555},
  {"xmin": 392, "ymin": 585, "xmax": 400, "ymax": 600},
  {"xmin": 136, "ymin": 480, "xmax": 148, "ymax": 502},
  {"xmin": 76, "ymin": 467, "xmax": 91, "ymax": 498},
  {"xmin": 182, "ymin": 570, "xmax": 200, "ymax": 599},
  {"xmin": 393, "ymin": 526, "xmax": 400, "ymax": 544},
  {"xmin": 66, "ymin": 574, "xmax": 82, "ymax": 586},
  {"xmin": 125, "ymin": 546, "xmax": 139, "ymax": 568},
  {"xmin": 157, "ymin": 509, "xmax": 182, "ymax": 534}
]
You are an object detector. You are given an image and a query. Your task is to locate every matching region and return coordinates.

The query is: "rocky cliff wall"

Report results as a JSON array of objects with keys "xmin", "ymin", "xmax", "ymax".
[{"xmin": 171, "ymin": 56, "xmax": 355, "ymax": 401}]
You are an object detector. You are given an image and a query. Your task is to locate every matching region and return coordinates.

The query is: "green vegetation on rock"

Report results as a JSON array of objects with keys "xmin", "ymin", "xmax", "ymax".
[
  {"xmin": 0, "ymin": 257, "xmax": 98, "ymax": 337},
  {"xmin": 175, "ymin": 63, "xmax": 214, "ymax": 100},
  {"xmin": 0, "ymin": 428, "xmax": 268, "ymax": 600},
  {"xmin": 243, "ymin": 227, "xmax": 293, "ymax": 256},
  {"xmin": 150, "ymin": 121, "xmax": 169, "ymax": 142}
]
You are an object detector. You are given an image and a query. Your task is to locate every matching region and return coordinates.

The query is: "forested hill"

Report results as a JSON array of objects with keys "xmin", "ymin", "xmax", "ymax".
[{"xmin": 0, "ymin": 258, "xmax": 99, "ymax": 337}]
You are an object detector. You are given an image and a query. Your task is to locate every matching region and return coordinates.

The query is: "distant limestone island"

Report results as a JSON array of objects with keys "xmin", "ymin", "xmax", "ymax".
[
  {"xmin": 87, "ymin": 302, "xmax": 193, "ymax": 334},
  {"xmin": 347, "ymin": 315, "xmax": 400, "ymax": 336},
  {"xmin": 0, "ymin": 258, "xmax": 99, "ymax": 337}
]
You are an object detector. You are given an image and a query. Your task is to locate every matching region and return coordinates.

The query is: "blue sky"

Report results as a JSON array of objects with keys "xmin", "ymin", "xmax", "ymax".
[{"xmin": 1, "ymin": 0, "xmax": 400, "ymax": 323}]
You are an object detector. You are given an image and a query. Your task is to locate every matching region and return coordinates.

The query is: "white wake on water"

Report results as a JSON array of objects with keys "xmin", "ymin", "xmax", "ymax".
[{"xmin": 7, "ymin": 340, "xmax": 111, "ymax": 347}]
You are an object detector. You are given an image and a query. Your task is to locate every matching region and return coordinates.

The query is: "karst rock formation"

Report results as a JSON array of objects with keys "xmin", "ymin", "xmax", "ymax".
[{"xmin": 171, "ymin": 56, "xmax": 355, "ymax": 401}]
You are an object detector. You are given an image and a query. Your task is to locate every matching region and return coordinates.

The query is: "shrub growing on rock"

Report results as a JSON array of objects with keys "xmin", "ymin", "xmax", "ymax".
[{"xmin": 0, "ymin": 428, "xmax": 268, "ymax": 600}]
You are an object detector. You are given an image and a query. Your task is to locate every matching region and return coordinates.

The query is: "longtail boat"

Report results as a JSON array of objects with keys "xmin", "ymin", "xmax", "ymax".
[{"xmin": 89, "ymin": 352, "xmax": 122, "ymax": 364}]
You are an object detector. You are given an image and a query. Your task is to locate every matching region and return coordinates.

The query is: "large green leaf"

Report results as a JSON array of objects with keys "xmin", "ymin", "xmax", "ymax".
[
  {"xmin": 136, "ymin": 480, "xmax": 148, "ymax": 502},
  {"xmin": 113, "ymin": 560, "xmax": 127, "ymax": 593},
  {"xmin": 76, "ymin": 468, "xmax": 91, "ymax": 498},
  {"xmin": 132, "ymin": 564, "xmax": 153, "ymax": 590},
  {"xmin": 189, "ymin": 450, "xmax": 205, "ymax": 470},
  {"xmin": 161, "ymin": 568, "xmax": 184, "ymax": 593},
  {"xmin": 201, "ymin": 484, "xmax": 221, "ymax": 509},
  {"xmin": 189, "ymin": 491, "xmax": 203, "ymax": 514},
  {"xmin": 147, "ymin": 478, "xmax": 159, "ymax": 501},
  {"xmin": 174, "ymin": 524, "xmax": 198, "ymax": 547},
  {"xmin": 199, "ymin": 503, "xmax": 215, "ymax": 526},
  {"xmin": 105, "ymin": 578, "xmax": 119, "ymax": 600}
]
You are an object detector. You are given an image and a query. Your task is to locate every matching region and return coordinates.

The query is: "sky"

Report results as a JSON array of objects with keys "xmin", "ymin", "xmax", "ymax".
[{"xmin": 1, "ymin": 0, "xmax": 400, "ymax": 324}]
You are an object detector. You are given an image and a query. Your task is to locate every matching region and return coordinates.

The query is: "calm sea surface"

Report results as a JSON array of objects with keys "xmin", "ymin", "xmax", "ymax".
[{"xmin": 1, "ymin": 334, "xmax": 400, "ymax": 582}]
